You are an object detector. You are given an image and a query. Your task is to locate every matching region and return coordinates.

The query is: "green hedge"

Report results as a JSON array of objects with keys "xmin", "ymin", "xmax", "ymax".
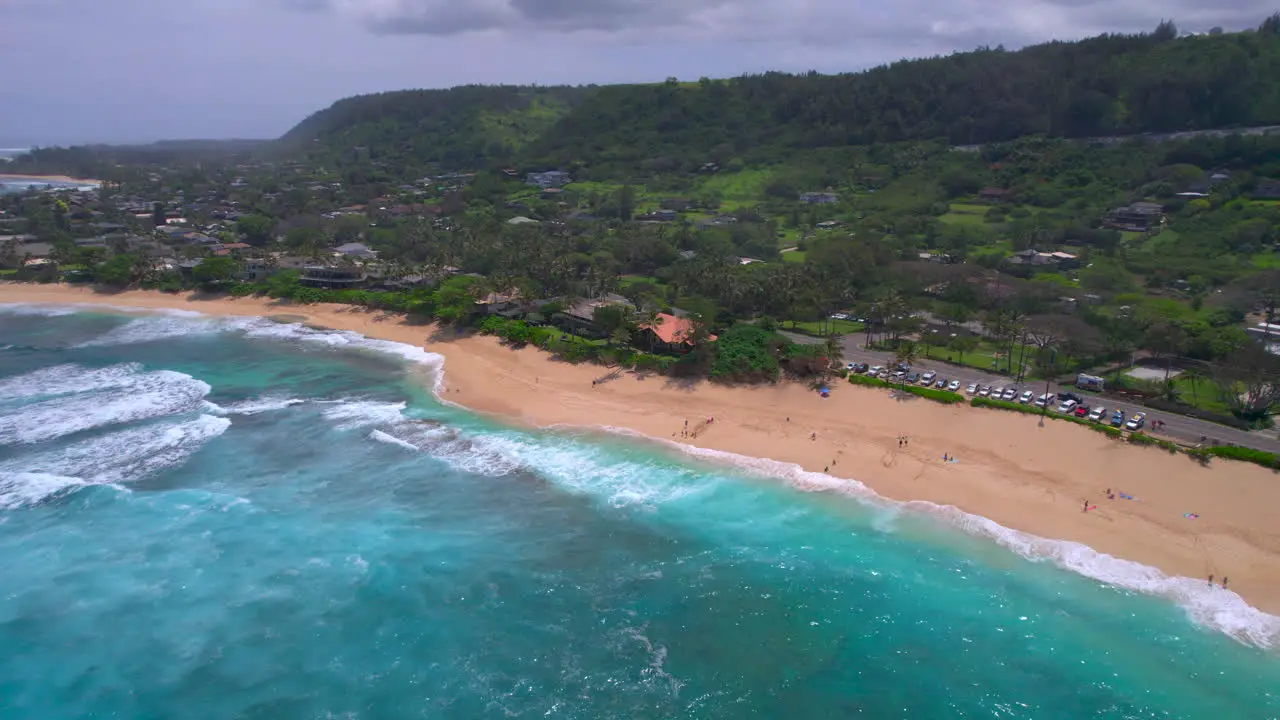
[
  {"xmin": 848, "ymin": 374, "xmax": 892, "ymax": 389},
  {"xmin": 847, "ymin": 375, "xmax": 964, "ymax": 404},
  {"xmin": 1126, "ymin": 432, "xmax": 1181, "ymax": 453},
  {"xmin": 1202, "ymin": 445, "xmax": 1280, "ymax": 469},
  {"xmin": 905, "ymin": 386, "xmax": 965, "ymax": 404}
]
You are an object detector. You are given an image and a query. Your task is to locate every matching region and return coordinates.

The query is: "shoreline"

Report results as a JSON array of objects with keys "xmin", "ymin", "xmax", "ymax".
[
  {"xmin": 3, "ymin": 284, "xmax": 1280, "ymax": 634},
  {"xmin": 0, "ymin": 173, "xmax": 102, "ymax": 186}
]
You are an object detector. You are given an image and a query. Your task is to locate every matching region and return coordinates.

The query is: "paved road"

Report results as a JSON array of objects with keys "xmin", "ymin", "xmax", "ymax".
[{"xmin": 780, "ymin": 331, "xmax": 1280, "ymax": 455}]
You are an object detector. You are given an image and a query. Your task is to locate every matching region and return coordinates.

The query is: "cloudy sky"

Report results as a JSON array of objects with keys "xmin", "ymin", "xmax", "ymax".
[{"xmin": 0, "ymin": 0, "xmax": 1272, "ymax": 146}]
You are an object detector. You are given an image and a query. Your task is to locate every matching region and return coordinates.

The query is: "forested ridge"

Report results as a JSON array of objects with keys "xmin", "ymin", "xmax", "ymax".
[{"xmin": 283, "ymin": 18, "xmax": 1280, "ymax": 171}]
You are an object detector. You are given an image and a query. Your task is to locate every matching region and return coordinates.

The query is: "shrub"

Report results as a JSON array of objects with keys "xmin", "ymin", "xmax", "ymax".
[
  {"xmin": 903, "ymin": 385, "xmax": 965, "ymax": 404},
  {"xmin": 1203, "ymin": 445, "xmax": 1280, "ymax": 469},
  {"xmin": 708, "ymin": 324, "xmax": 781, "ymax": 382},
  {"xmin": 848, "ymin": 375, "xmax": 964, "ymax": 404},
  {"xmin": 848, "ymin": 374, "xmax": 892, "ymax": 389}
]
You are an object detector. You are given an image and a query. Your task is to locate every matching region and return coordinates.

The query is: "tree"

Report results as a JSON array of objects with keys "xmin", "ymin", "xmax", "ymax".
[
  {"xmin": 592, "ymin": 304, "xmax": 629, "ymax": 337},
  {"xmin": 1212, "ymin": 345, "xmax": 1280, "ymax": 421},
  {"xmin": 192, "ymin": 256, "xmax": 242, "ymax": 287},
  {"xmin": 894, "ymin": 341, "xmax": 919, "ymax": 388},
  {"xmin": 950, "ymin": 334, "xmax": 980, "ymax": 366},
  {"xmin": 640, "ymin": 309, "xmax": 664, "ymax": 352},
  {"xmin": 823, "ymin": 333, "xmax": 844, "ymax": 375},
  {"xmin": 94, "ymin": 253, "xmax": 136, "ymax": 287},
  {"xmin": 237, "ymin": 214, "xmax": 276, "ymax": 246}
]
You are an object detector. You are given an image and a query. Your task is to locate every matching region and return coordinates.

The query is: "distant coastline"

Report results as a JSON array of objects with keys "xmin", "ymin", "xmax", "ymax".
[{"xmin": 0, "ymin": 173, "xmax": 102, "ymax": 186}]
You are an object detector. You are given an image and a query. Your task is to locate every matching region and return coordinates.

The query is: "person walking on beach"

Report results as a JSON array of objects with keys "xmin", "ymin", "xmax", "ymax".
[
  {"xmin": 1223, "ymin": 576, "xmax": 1229, "ymax": 589},
  {"xmin": 1208, "ymin": 574, "xmax": 1214, "ymax": 587},
  {"xmin": 1082, "ymin": 499, "xmax": 1090, "ymax": 513},
  {"xmin": 811, "ymin": 432, "xmax": 817, "ymax": 441}
]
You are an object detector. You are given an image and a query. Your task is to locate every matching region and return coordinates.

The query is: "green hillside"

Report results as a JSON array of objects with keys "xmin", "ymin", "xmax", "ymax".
[{"xmin": 282, "ymin": 18, "xmax": 1280, "ymax": 172}]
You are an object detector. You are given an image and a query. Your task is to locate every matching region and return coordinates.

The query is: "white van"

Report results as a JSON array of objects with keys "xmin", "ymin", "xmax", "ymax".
[{"xmin": 1056, "ymin": 399, "xmax": 1078, "ymax": 414}]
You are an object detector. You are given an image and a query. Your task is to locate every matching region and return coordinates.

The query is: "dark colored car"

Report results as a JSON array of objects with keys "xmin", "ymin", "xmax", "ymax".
[
  {"xmin": 852, "ymin": 363, "xmax": 869, "ymax": 374},
  {"xmin": 1111, "ymin": 410, "xmax": 1126, "ymax": 427},
  {"xmin": 1058, "ymin": 392, "xmax": 1083, "ymax": 403},
  {"xmin": 906, "ymin": 372, "xmax": 921, "ymax": 384}
]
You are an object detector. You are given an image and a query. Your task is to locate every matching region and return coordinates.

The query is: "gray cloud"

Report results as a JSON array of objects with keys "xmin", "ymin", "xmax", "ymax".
[{"xmin": 308, "ymin": 0, "xmax": 1276, "ymax": 46}]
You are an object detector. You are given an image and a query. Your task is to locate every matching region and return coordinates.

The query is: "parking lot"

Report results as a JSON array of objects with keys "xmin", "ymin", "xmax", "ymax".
[
  {"xmin": 849, "ymin": 362, "xmax": 1154, "ymax": 431},
  {"xmin": 831, "ymin": 338, "xmax": 1280, "ymax": 454}
]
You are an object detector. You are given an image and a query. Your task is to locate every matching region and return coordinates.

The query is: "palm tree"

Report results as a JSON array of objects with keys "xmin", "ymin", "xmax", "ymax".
[
  {"xmin": 894, "ymin": 340, "xmax": 919, "ymax": 389},
  {"xmin": 641, "ymin": 309, "xmax": 663, "ymax": 352},
  {"xmin": 823, "ymin": 333, "xmax": 844, "ymax": 376},
  {"xmin": 1182, "ymin": 364, "xmax": 1206, "ymax": 407}
]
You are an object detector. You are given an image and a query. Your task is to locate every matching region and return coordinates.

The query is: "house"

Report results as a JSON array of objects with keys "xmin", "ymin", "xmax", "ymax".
[
  {"xmin": 637, "ymin": 209, "xmax": 678, "ymax": 222},
  {"xmin": 816, "ymin": 220, "xmax": 841, "ymax": 229},
  {"xmin": 558, "ymin": 294, "xmax": 634, "ymax": 336},
  {"xmin": 799, "ymin": 192, "xmax": 839, "ymax": 204},
  {"xmin": 1103, "ymin": 202, "xmax": 1164, "ymax": 232},
  {"xmin": 1049, "ymin": 251, "xmax": 1080, "ymax": 269},
  {"xmin": 526, "ymin": 171, "xmax": 572, "ymax": 189},
  {"xmin": 474, "ymin": 289, "xmax": 523, "ymax": 315},
  {"xmin": 300, "ymin": 265, "xmax": 366, "ymax": 289},
  {"xmin": 507, "ymin": 216, "xmax": 539, "ymax": 225},
  {"xmin": 978, "ymin": 187, "xmax": 1011, "ymax": 203},
  {"xmin": 333, "ymin": 242, "xmax": 377, "ymax": 259},
  {"xmin": 638, "ymin": 313, "xmax": 717, "ymax": 354},
  {"xmin": 1252, "ymin": 179, "xmax": 1280, "ymax": 200}
]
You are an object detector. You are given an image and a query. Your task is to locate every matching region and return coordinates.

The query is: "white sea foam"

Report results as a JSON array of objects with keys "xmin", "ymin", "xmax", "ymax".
[
  {"xmin": 322, "ymin": 400, "xmax": 408, "ymax": 430},
  {"xmin": 0, "ymin": 367, "xmax": 211, "ymax": 444},
  {"xmin": 0, "ymin": 363, "xmax": 148, "ymax": 401},
  {"xmin": 617, "ymin": 435, "xmax": 1280, "ymax": 649},
  {"xmin": 0, "ymin": 414, "xmax": 231, "ymax": 490},
  {"xmin": 206, "ymin": 396, "xmax": 305, "ymax": 416},
  {"xmin": 75, "ymin": 314, "xmax": 225, "ymax": 348},
  {"xmin": 0, "ymin": 303, "xmax": 80, "ymax": 317},
  {"xmin": 0, "ymin": 473, "xmax": 90, "ymax": 509}
]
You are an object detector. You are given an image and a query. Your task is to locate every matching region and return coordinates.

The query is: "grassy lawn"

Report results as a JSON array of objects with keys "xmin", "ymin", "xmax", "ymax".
[
  {"xmin": 697, "ymin": 169, "xmax": 772, "ymax": 205},
  {"xmin": 1250, "ymin": 250, "xmax": 1280, "ymax": 270},
  {"xmin": 786, "ymin": 318, "xmax": 864, "ymax": 335},
  {"xmin": 938, "ymin": 202, "xmax": 990, "ymax": 227},
  {"xmin": 919, "ymin": 339, "xmax": 1035, "ymax": 376},
  {"xmin": 1170, "ymin": 376, "xmax": 1234, "ymax": 414},
  {"xmin": 781, "ymin": 250, "xmax": 807, "ymax": 263},
  {"xmin": 0, "ymin": 269, "xmax": 17, "ymax": 277}
]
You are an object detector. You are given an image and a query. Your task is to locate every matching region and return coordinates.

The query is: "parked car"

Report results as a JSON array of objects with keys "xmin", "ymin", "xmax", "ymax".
[
  {"xmin": 1125, "ymin": 412, "xmax": 1147, "ymax": 431},
  {"xmin": 979, "ymin": 385, "xmax": 993, "ymax": 397},
  {"xmin": 1034, "ymin": 393, "xmax": 1054, "ymax": 407},
  {"xmin": 851, "ymin": 363, "xmax": 869, "ymax": 373},
  {"xmin": 906, "ymin": 372, "xmax": 921, "ymax": 384},
  {"xmin": 1111, "ymin": 410, "xmax": 1126, "ymax": 427},
  {"xmin": 1073, "ymin": 405, "xmax": 1090, "ymax": 417},
  {"xmin": 947, "ymin": 380, "xmax": 961, "ymax": 392},
  {"xmin": 1056, "ymin": 399, "xmax": 1078, "ymax": 414},
  {"xmin": 1057, "ymin": 392, "xmax": 1083, "ymax": 404},
  {"xmin": 891, "ymin": 370, "xmax": 907, "ymax": 381},
  {"xmin": 1001, "ymin": 388, "xmax": 1019, "ymax": 402},
  {"xmin": 869, "ymin": 365, "xmax": 885, "ymax": 377},
  {"xmin": 1088, "ymin": 406, "xmax": 1107, "ymax": 422},
  {"xmin": 1019, "ymin": 390, "xmax": 1035, "ymax": 404},
  {"xmin": 966, "ymin": 382, "xmax": 979, "ymax": 394},
  {"xmin": 921, "ymin": 371, "xmax": 936, "ymax": 385}
]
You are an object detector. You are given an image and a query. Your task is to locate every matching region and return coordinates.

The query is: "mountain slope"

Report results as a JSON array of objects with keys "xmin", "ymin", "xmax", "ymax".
[{"xmin": 282, "ymin": 18, "xmax": 1280, "ymax": 171}]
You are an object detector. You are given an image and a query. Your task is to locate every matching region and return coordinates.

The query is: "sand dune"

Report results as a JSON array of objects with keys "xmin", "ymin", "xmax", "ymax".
[{"xmin": 3, "ymin": 283, "xmax": 1278, "ymax": 615}]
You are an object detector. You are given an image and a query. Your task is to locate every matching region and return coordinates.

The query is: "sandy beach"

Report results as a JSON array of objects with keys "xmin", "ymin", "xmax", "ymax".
[
  {"xmin": 0, "ymin": 173, "xmax": 102, "ymax": 186},
  {"xmin": 4, "ymin": 283, "xmax": 1279, "ymax": 616}
]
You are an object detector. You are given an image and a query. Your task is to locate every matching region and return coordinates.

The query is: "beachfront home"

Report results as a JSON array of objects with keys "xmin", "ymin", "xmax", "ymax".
[
  {"xmin": 557, "ymin": 294, "xmax": 634, "ymax": 337},
  {"xmin": 637, "ymin": 313, "xmax": 717, "ymax": 354},
  {"xmin": 300, "ymin": 265, "xmax": 366, "ymax": 289}
]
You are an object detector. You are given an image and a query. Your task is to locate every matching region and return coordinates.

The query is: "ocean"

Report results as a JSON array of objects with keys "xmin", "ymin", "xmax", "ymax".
[{"xmin": 1, "ymin": 305, "xmax": 1277, "ymax": 719}]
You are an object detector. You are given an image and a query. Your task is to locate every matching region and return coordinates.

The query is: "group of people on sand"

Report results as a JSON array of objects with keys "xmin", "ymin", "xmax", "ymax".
[{"xmin": 1207, "ymin": 574, "xmax": 1230, "ymax": 589}]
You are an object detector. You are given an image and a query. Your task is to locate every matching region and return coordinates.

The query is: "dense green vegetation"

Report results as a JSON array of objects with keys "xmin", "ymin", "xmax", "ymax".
[
  {"xmin": 5, "ymin": 16, "xmax": 1279, "ymax": 433},
  {"xmin": 266, "ymin": 17, "xmax": 1280, "ymax": 176}
]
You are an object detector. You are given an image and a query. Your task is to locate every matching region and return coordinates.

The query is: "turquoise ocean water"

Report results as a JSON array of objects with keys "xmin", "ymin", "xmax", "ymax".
[{"xmin": 1, "ymin": 304, "xmax": 1278, "ymax": 719}]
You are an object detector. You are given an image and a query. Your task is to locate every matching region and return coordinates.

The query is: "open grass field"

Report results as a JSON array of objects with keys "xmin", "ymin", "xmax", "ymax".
[
  {"xmin": 697, "ymin": 169, "xmax": 772, "ymax": 209},
  {"xmin": 786, "ymin": 318, "xmax": 865, "ymax": 335},
  {"xmin": 938, "ymin": 202, "xmax": 990, "ymax": 227},
  {"xmin": 781, "ymin": 250, "xmax": 807, "ymax": 263}
]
